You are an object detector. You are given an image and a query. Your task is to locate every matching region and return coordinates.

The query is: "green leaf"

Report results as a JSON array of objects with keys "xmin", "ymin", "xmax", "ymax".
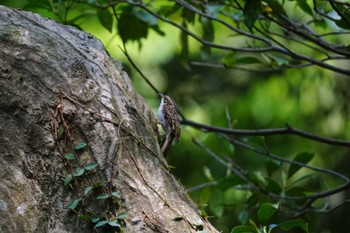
[
  {"xmin": 84, "ymin": 186, "xmax": 93, "ymax": 196},
  {"xmin": 243, "ymin": 0, "xmax": 262, "ymax": 30},
  {"xmin": 218, "ymin": 176, "xmax": 245, "ymax": 191},
  {"xmin": 276, "ymin": 218, "xmax": 309, "ymax": 232},
  {"xmin": 266, "ymin": 178, "xmax": 282, "ymax": 194},
  {"xmin": 203, "ymin": 166, "xmax": 214, "ymax": 181},
  {"xmin": 78, "ymin": 214, "xmax": 91, "ymax": 220},
  {"xmin": 64, "ymin": 174, "xmax": 73, "ymax": 186},
  {"xmin": 287, "ymin": 152, "xmax": 314, "ymax": 178},
  {"xmin": 263, "ymin": 0, "xmax": 287, "ymax": 16},
  {"xmin": 335, "ymin": 19, "xmax": 350, "ymax": 30},
  {"xmin": 65, "ymin": 153, "xmax": 75, "ymax": 160},
  {"xmin": 97, "ymin": 8, "xmax": 113, "ymax": 32},
  {"xmin": 257, "ymin": 202, "xmax": 278, "ymax": 224},
  {"xmin": 84, "ymin": 162, "xmax": 98, "ymax": 171},
  {"xmin": 201, "ymin": 17, "xmax": 214, "ymax": 58},
  {"xmin": 72, "ymin": 168, "xmax": 85, "ymax": 177},
  {"xmin": 207, "ymin": 4, "xmax": 223, "ymax": 17},
  {"xmin": 265, "ymin": 159, "xmax": 282, "ymax": 176},
  {"xmin": 270, "ymin": 56, "xmax": 290, "ymax": 67},
  {"xmin": 92, "ymin": 181, "xmax": 103, "ymax": 188},
  {"xmin": 112, "ymin": 191, "xmax": 121, "ymax": 199},
  {"xmin": 333, "ymin": 3, "xmax": 350, "ymax": 29},
  {"xmin": 134, "ymin": 9, "xmax": 158, "ymax": 26},
  {"xmin": 119, "ymin": 5, "xmax": 149, "ymax": 43},
  {"xmin": 182, "ymin": 8, "xmax": 196, "ymax": 24},
  {"xmin": 23, "ymin": 0, "xmax": 50, "ymax": 11},
  {"xmin": 222, "ymin": 53, "xmax": 263, "ymax": 67},
  {"xmin": 91, "ymin": 217, "xmax": 100, "ymax": 223},
  {"xmin": 238, "ymin": 210, "xmax": 249, "ymax": 224},
  {"xmin": 68, "ymin": 199, "xmax": 80, "ymax": 210},
  {"xmin": 94, "ymin": 220, "xmax": 108, "ymax": 228},
  {"xmin": 244, "ymin": 136, "xmax": 266, "ymax": 149},
  {"xmin": 230, "ymin": 225, "xmax": 256, "ymax": 233},
  {"xmin": 57, "ymin": 126, "xmax": 64, "ymax": 140},
  {"xmin": 74, "ymin": 142, "xmax": 87, "ymax": 150},
  {"xmin": 108, "ymin": 220, "xmax": 121, "ymax": 227},
  {"xmin": 117, "ymin": 212, "xmax": 128, "ymax": 219},
  {"xmin": 287, "ymin": 173, "xmax": 314, "ymax": 189},
  {"xmin": 96, "ymin": 193, "xmax": 110, "ymax": 200},
  {"xmin": 296, "ymin": 0, "xmax": 313, "ymax": 15}
]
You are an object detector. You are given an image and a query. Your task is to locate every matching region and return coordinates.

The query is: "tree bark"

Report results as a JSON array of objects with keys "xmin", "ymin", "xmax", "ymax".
[{"xmin": 0, "ymin": 6, "xmax": 218, "ymax": 233}]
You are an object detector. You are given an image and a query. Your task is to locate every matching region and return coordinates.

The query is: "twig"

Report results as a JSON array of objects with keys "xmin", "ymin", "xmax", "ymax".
[{"xmin": 183, "ymin": 119, "xmax": 350, "ymax": 147}]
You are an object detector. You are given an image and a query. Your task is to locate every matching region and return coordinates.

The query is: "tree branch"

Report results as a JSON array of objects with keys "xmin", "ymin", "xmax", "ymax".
[{"xmin": 183, "ymin": 119, "xmax": 350, "ymax": 147}]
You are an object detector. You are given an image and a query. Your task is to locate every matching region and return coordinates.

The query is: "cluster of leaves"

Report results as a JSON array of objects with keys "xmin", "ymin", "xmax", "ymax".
[
  {"xmin": 198, "ymin": 140, "xmax": 316, "ymax": 232},
  {"xmin": 55, "ymin": 121, "xmax": 126, "ymax": 232},
  {"xmin": 231, "ymin": 203, "xmax": 308, "ymax": 233},
  {"xmin": 9, "ymin": 0, "xmax": 349, "ymax": 74}
]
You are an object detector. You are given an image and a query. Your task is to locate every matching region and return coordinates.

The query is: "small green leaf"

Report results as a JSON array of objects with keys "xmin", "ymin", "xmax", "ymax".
[
  {"xmin": 91, "ymin": 217, "xmax": 100, "ymax": 223},
  {"xmin": 97, "ymin": 8, "xmax": 113, "ymax": 32},
  {"xmin": 75, "ymin": 142, "xmax": 87, "ymax": 150},
  {"xmin": 72, "ymin": 168, "xmax": 85, "ymax": 177},
  {"xmin": 218, "ymin": 176, "xmax": 245, "ymax": 191},
  {"xmin": 111, "ymin": 191, "xmax": 121, "ymax": 199},
  {"xmin": 78, "ymin": 214, "xmax": 91, "ymax": 220},
  {"xmin": 200, "ymin": 209, "xmax": 208, "ymax": 218},
  {"xmin": 117, "ymin": 212, "xmax": 128, "ymax": 219},
  {"xmin": 108, "ymin": 220, "xmax": 121, "ymax": 227},
  {"xmin": 266, "ymin": 178, "xmax": 282, "ymax": 194},
  {"xmin": 270, "ymin": 56, "xmax": 289, "ymax": 67},
  {"xmin": 64, "ymin": 174, "xmax": 73, "ymax": 186},
  {"xmin": 68, "ymin": 199, "xmax": 80, "ymax": 210},
  {"xmin": 94, "ymin": 220, "xmax": 108, "ymax": 228},
  {"xmin": 119, "ymin": 5, "xmax": 148, "ymax": 42},
  {"xmin": 243, "ymin": 0, "xmax": 262, "ymax": 30},
  {"xmin": 230, "ymin": 225, "xmax": 256, "ymax": 233},
  {"xmin": 207, "ymin": 4, "xmax": 223, "ymax": 17},
  {"xmin": 238, "ymin": 210, "xmax": 249, "ymax": 224},
  {"xmin": 92, "ymin": 181, "xmax": 102, "ymax": 188},
  {"xmin": 277, "ymin": 218, "xmax": 308, "ymax": 232},
  {"xmin": 263, "ymin": 0, "xmax": 287, "ymax": 16},
  {"xmin": 134, "ymin": 9, "xmax": 158, "ymax": 26},
  {"xmin": 65, "ymin": 153, "xmax": 75, "ymax": 160},
  {"xmin": 203, "ymin": 166, "xmax": 214, "ymax": 181},
  {"xmin": 288, "ymin": 152, "xmax": 314, "ymax": 178},
  {"xmin": 296, "ymin": 0, "xmax": 313, "ymax": 15},
  {"xmin": 332, "ymin": 3, "xmax": 350, "ymax": 29},
  {"xmin": 244, "ymin": 136, "xmax": 266, "ymax": 149},
  {"xmin": 84, "ymin": 186, "xmax": 93, "ymax": 196},
  {"xmin": 257, "ymin": 202, "xmax": 278, "ymax": 224},
  {"xmin": 84, "ymin": 162, "xmax": 98, "ymax": 171},
  {"xmin": 287, "ymin": 173, "xmax": 314, "ymax": 189},
  {"xmin": 57, "ymin": 126, "xmax": 64, "ymax": 139},
  {"xmin": 96, "ymin": 193, "xmax": 110, "ymax": 200},
  {"xmin": 265, "ymin": 159, "xmax": 282, "ymax": 176}
]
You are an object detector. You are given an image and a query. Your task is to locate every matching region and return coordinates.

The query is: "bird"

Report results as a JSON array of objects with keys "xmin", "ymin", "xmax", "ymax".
[{"xmin": 157, "ymin": 94, "xmax": 180, "ymax": 156}]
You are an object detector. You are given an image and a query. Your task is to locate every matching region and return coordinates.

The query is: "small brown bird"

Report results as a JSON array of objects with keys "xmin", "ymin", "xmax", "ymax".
[{"xmin": 157, "ymin": 94, "xmax": 180, "ymax": 156}]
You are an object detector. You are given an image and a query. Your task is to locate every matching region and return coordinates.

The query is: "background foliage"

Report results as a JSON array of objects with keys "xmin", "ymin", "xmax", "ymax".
[{"xmin": 2, "ymin": 0, "xmax": 350, "ymax": 232}]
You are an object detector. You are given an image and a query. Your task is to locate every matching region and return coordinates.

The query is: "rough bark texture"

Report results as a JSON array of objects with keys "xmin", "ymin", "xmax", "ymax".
[{"xmin": 0, "ymin": 6, "xmax": 218, "ymax": 233}]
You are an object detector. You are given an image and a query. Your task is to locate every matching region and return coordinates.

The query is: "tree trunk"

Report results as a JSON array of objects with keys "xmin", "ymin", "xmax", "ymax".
[{"xmin": 0, "ymin": 6, "xmax": 218, "ymax": 233}]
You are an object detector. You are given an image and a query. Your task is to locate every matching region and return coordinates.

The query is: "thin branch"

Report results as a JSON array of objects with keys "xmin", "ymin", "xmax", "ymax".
[
  {"xmin": 187, "ymin": 181, "xmax": 218, "ymax": 193},
  {"xmin": 194, "ymin": 136, "xmax": 350, "ymax": 213},
  {"xmin": 130, "ymin": 1, "xmax": 277, "ymax": 53},
  {"xmin": 224, "ymin": 135, "xmax": 349, "ymax": 182},
  {"xmin": 183, "ymin": 119, "xmax": 350, "ymax": 147},
  {"xmin": 175, "ymin": 0, "xmax": 350, "ymax": 75}
]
